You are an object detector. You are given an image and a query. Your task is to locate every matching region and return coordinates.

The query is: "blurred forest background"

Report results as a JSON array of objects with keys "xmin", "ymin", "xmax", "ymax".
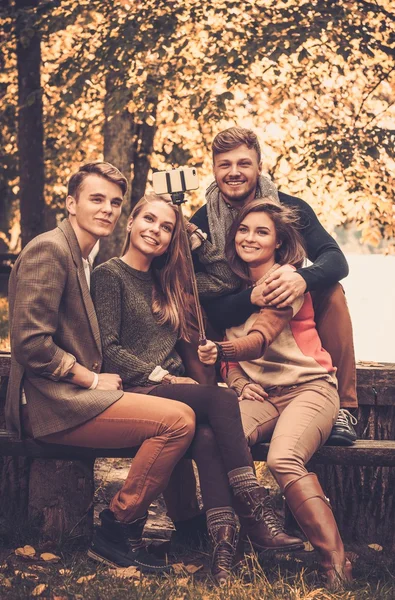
[{"xmin": 0, "ymin": 0, "xmax": 394, "ymax": 356}]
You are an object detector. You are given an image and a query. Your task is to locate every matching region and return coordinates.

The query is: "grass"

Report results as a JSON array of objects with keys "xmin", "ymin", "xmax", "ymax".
[
  {"xmin": 1, "ymin": 461, "xmax": 394, "ymax": 599},
  {"xmin": 1, "ymin": 538, "xmax": 395, "ymax": 600}
]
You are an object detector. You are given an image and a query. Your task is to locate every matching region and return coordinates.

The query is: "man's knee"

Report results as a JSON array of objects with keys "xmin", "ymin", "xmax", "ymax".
[
  {"xmin": 312, "ymin": 283, "xmax": 348, "ymax": 316},
  {"xmin": 167, "ymin": 404, "xmax": 196, "ymax": 443}
]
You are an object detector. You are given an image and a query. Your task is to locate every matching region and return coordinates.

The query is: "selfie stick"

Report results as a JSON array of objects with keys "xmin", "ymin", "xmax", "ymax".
[{"xmin": 170, "ymin": 190, "xmax": 207, "ymax": 346}]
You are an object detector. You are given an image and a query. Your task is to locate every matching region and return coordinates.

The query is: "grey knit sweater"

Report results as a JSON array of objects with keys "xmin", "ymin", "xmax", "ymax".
[{"xmin": 91, "ymin": 258, "xmax": 184, "ymax": 387}]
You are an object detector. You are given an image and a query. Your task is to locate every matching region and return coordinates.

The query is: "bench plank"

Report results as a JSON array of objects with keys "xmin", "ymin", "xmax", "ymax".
[{"xmin": 1, "ymin": 430, "xmax": 395, "ymax": 466}]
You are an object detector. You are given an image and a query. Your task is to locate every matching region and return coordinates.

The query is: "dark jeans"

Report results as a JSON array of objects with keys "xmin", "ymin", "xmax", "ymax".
[{"xmin": 148, "ymin": 384, "xmax": 251, "ymax": 510}]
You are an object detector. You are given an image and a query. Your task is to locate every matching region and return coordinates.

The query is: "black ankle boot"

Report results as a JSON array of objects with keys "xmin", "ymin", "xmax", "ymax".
[{"xmin": 88, "ymin": 509, "xmax": 171, "ymax": 574}]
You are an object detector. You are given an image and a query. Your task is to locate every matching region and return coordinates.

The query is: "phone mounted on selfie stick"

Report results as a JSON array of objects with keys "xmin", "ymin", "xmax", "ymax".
[{"xmin": 152, "ymin": 167, "xmax": 207, "ymax": 346}]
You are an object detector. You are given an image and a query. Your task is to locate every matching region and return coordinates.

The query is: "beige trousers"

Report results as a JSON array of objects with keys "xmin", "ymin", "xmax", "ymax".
[{"xmin": 240, "ymin": 379, "xmax": 339, "ymax": 491}]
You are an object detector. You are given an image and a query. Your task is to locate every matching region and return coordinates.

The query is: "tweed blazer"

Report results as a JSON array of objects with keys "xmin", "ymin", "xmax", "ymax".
[{"xmin": 6, "ymin": 219, "xmax": 123, "ymax": 438}]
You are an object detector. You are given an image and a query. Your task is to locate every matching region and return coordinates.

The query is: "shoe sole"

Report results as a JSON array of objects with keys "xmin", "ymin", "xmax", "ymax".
[
  {"xmin": 87, "ymin": 548, "xmax": 172, "ymax": 574},
  {"xmin": 325, "ymin": 436, "xmax": 355, "ymax": 446},
  {"xmin": 87, "ymin": 548, "xmax": 122, "ymax": 569},
  {"xmin": 242, "ymin": 538, "xmax": 305, "ymax": 553}
]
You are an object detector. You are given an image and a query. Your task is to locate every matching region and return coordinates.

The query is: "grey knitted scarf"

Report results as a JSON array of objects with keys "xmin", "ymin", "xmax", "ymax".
[{"xmin": 206, "ymin": 174, "xmax": 279, "ymax": 259}]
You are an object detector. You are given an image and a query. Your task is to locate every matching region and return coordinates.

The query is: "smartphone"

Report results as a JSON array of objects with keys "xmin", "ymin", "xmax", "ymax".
[{"xmin": 152, "ymin": 167, "xmax": 199, "ymax": 195}]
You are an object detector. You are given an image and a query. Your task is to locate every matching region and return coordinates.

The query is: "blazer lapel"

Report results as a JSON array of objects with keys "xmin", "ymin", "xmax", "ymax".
[{"xmin": 58, "ymin": 220, "xmax": 102, "ymax": 355}]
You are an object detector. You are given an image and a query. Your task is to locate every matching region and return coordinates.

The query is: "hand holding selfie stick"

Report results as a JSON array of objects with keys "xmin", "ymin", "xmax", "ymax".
[{"xmin": 170, "ymin": 191, "xmax": 207, "ymax": 346}]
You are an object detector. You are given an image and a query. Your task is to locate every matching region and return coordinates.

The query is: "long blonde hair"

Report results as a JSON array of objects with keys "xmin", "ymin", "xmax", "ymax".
[{"xmin": 121, "ymin": 193, "xmax": 192, "ymax": 340}]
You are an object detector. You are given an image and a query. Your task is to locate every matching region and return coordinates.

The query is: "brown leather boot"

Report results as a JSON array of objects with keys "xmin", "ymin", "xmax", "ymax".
[
  {"xmin": 208, "ymin": 523, "xmax": 238, "ymax": 586},
  {"xmin": 284, "ymin": 473, "xmax": 353, "ymax": 590},
  {"xmin": 233, "ymin": 487, "xmax": 304, "ymax": 551}
]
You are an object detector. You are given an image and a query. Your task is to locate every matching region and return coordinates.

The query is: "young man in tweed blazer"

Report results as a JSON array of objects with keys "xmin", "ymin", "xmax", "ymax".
[{"xmin": 6, "ymin": 162, "xmax": 195, "ymax": 572}]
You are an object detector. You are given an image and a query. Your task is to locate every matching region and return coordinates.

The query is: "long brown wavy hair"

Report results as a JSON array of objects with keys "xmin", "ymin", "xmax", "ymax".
[
  {"xmin": 121, "ymin": 193, "xmax": 192, "ymax": 340},
  {"xmin": 225, "ymin": 198, "xmax": 306, "ymax": 283}
]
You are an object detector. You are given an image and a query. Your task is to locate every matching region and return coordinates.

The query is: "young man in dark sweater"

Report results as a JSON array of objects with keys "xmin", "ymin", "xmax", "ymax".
[{"xmin": 190, "ymin": 126, "xmax": 358, "ymax": 441}]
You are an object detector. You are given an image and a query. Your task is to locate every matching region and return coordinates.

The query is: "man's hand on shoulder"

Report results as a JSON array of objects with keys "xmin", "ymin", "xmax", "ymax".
[{"xmin": 262, "ymin": 265, "xmax": 307, "ymax": 308}]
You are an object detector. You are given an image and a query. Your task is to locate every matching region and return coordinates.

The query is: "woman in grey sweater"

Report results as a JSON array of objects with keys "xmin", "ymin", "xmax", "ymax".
[{"xmin": 91, "ymin": 193, "xmax": 303, "ymax": 585}]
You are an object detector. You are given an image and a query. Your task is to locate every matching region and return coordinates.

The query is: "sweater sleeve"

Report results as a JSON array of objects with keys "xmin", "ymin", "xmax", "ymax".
[
  {"xmin": 91, "ymin": 266, "xmax": 163, "ymax": 386},
  {"xmin": 279, "ymin": 193, "xmax": 349, "ymax": 291},
  {"xmin": 222, "ymin": 361, "xmax": 251, "ymax": 395},
  {"xmin": 218, "ymin": 305, "xmax": 294, "ymax": 361},
  {"xmin": 195, "ymin": 239, "xmax": 241, "ymax": 298}
]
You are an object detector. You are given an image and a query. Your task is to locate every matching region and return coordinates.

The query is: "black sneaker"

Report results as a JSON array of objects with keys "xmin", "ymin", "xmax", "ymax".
[
  {"xmin": 88, "ymin": 527, "xmax": 172, "ymax": 574},
  {"xmin": 326, "ymin": 409, "xmax": 357, "ymax": 446}
]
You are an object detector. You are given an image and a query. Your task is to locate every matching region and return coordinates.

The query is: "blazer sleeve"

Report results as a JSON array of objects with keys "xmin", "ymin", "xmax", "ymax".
[{"xmin": 10, "ymin": 239, "xmax": 73, "ymax": 380}]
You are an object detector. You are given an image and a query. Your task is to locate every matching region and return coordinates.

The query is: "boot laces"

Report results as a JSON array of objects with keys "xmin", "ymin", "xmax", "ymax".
[
  {"xmin": 213, "ymin": 540, "xmax": 235, "ymax": 572},
  {"xmin": 253, "ymin": 497, "xmax": 284, "ymax": 535},
  {"xmin": 336, "ymin": 409, "xmax": 357, "ymax": 429}
]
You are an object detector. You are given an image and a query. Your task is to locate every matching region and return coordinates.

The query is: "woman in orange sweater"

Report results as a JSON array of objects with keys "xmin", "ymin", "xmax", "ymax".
[{"xmin": 199, "ymin": 198, "xmax": 353, "ymax": 590}]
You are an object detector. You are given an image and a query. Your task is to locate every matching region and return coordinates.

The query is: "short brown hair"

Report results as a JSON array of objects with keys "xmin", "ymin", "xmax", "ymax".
[
  {"xmin": 67, "ymin": 162, "xmax": 128, "ymax": 199},
  {"xmin": 225, "ymin": 198, "xmax": 306, "ymax": 282},
  {"xmin": 212, "ymin": 127, "xmax": 261, "ymax": 163}
]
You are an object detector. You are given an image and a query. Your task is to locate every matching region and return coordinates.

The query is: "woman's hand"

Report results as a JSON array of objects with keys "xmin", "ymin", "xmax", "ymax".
[
  {"xmin": 198, "ymin": 340, "xmax": 218, "ymax": 365},
  {"xmin": 168, "ymin": 376, "xmax": 199, "ymax": 385},
  {"xmin": 239, "ymin": 383, "xmax": 268, "ymax": 402}
]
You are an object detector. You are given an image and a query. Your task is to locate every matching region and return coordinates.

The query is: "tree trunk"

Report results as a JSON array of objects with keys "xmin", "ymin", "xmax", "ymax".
[
  {"xmin": 97, "ymin": 73, "xmax": 135, "ymax": 264},
  {"xmin": 15, "ymin": 0, "xmax": 46, "ymax": 248},
  {"xmin": 130, "ymin": 117, "xmax": 157, "ymax": 209},
  {"xmin": 0, "ymin": 377, "xmax": 30, "ymax": 543},
  {"xmin": 28, "ymin": 459, "xmax": 94, "ymax": 545}
]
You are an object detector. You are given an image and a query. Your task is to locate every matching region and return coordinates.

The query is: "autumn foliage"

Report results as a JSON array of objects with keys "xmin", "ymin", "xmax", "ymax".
[{"xmin": 0, "ymin": 0, "xmax": 394, "ymax": 253}]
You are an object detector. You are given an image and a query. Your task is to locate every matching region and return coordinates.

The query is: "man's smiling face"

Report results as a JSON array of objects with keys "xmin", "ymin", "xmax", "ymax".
[{"xmin": 213, "ymin": 144, "xmax": 262, "ymax": 207}]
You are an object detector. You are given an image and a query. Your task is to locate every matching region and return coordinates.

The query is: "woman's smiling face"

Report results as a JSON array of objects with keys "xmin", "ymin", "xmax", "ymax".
[
  {"xmin": 128, "ymin": 200, "xmax": 176, "ymax": 260},
  {"xmin": 235, "ymin": 210, "xmax": 278, "ymax": 268}
]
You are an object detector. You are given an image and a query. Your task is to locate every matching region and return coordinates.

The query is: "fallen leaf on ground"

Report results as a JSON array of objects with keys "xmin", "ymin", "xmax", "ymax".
[
  {"xmin": 40, "ymin": 552, "xmax": 60, "ymax": 563},
  {"xmin": 303, "ymin": 541, "xmax": 314, "ymax": 552},
  {"xmin": 176, "ymin": 578, "xmax": 189, "ymax": 587},
  {"xmin": 368, "ymin": 543, "xmax": 383, "ymax": 552},
  {"xmin": 171, "ymin": 563, "xmax": 185, "ymax": 574},
  {"xmin": 185, "ymin": 563, "xmax": 203, "ymax": 574},
  {"xmin": 59, "ymin": 568, "xmax": 72, "ymax": 576},
  {"xmin": 108, "ymin": 566, "xmax": 141, "ymax": 579},
  {"xmin": 32, "ymin": 583, "xmax": 48, "ymax": 596},
  {"xmin": 29, "ymin": 565, "xmax": 47, "ymax": 572},
  {"xmin": 15, "ymin": 545, "xmax": 36, "ymax": 559},
  {"xmin": 21, "ymin": 572, "xmax": 39, "ymax": 580},
  {"xmin": 1, "ymin": 578, "xmax": 12, "ymax": 588},
  {"xmin": 77, "ymin": 574, "xmax": 96, "ymax": 584},
  {"xmin": 53, "ymin": 597, "xmax": 68, "ymax": 600}
]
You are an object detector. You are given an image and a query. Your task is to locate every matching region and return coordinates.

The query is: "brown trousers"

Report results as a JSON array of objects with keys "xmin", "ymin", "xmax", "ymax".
[
  {"xmin": 26, "ymin": 393, "xmax": 195, "ymax": 523},
  {"xmin": 163, "ymin": 282, "xmax": 357, "ymax": 521}
]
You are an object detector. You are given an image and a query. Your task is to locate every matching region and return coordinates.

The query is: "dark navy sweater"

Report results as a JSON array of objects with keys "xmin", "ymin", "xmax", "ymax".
[{"xmin": 190, "ymin": 191, "xmax": 349, "ymax": 331}]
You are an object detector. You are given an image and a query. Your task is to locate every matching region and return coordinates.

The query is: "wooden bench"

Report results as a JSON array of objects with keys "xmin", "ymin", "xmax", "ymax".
[
  {"xmin": 1, "ymin": 430, "xmax": 395, "ymax": 466},
  {"xmin": 1, "ymin": 352, "xmax": 395, "ymax": 549}
]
